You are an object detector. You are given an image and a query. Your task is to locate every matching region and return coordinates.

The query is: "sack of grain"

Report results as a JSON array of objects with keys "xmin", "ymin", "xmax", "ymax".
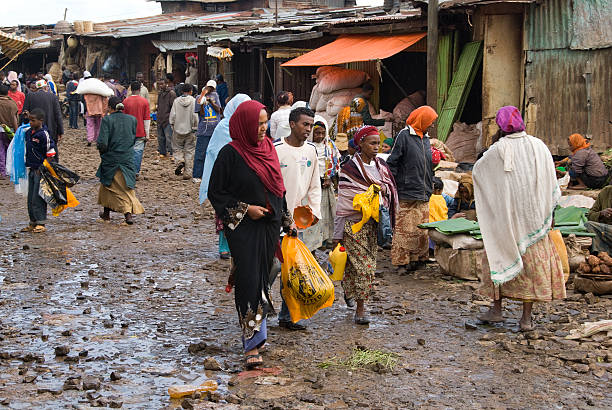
[
  {"xmin": 76, "ymin": 78, "xmax": 114, "ymax": 97},
  {"xmin": 309, "ymin": 83, "xmax": 321, "ymax": 111},
  {"xmin": 315, "ymin": 66, "xmax": 342, "ymax": 82},
  {"xmin": 315, "ymin": 93, "xmax": 332, "ymax": 113},
  {"xmin": 324, "ymin": 88, "xmax": 362, "ymax": 117},
  {"xmin": 408, "ymin": 90, "xmax": 426, "ymax": 108},
  {"xmin": 317, "ymin": 68, "xmax": 369, "ymax": 94},
  {"xmin": 393, "ymin": 98, "xmax": 417, "ymax": 124}
]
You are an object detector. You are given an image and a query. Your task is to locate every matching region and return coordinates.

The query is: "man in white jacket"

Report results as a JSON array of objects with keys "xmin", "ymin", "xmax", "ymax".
[{"xmin": 170, "ymin": 84, "xmax": 198, "ymax": 181}]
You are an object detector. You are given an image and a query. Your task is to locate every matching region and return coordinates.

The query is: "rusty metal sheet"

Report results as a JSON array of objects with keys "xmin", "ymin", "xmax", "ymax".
[
  {"xmin": 525, "ymin": 0, "xmax": 572, "ymax": 51},
  {"xmin": 570, "ymin": 0, "xmax": 612, "ymax": 50},
  {"xmin": 523, "ymin": 48, "xmax": 612, "ymax": 155}
]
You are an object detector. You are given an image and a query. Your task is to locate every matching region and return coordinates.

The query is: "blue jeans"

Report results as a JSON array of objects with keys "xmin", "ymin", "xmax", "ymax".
[
  {"xmin": 157, "ymin": 123, "xmax": 173, "ymax": 156},
  {"xmin": 133, "ymin": 138, "xmax": 146, "ymax": 175},
  {"xmin": 193, "ymin": 135, "xmax": 211, "ymax": 179},
  {"xmin": 68, "ymin": 100, "xmax": 79, "ymax": 129}
]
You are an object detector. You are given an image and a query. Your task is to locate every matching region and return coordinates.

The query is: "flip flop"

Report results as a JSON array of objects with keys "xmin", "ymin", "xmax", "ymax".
[
  {"xmin": 20, "ymin": 225, "xmax": 35, "ymax": 232},
  {"xmin": 32, "ymin": 225, "xmax": 46, "ymax": 233},
  {"xmin": 245, "ymin": 354, "xmax": 263, "ymax": 370}
]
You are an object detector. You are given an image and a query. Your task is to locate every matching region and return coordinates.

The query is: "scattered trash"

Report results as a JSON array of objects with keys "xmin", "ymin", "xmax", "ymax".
[{"xmin": 168, "ymin": 380, "xmax": 218, "ymax": 399}]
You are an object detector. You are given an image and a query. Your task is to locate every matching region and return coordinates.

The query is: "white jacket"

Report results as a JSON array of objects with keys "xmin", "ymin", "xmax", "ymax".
[{"xmin": 169, "ymin": 95, "xmax": 198, "ymax": 134}]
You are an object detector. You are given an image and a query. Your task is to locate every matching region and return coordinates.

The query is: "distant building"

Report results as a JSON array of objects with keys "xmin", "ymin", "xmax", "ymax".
[{"xmin": 155, "ymin": 0, "xmax": 356, "ymax": 14}]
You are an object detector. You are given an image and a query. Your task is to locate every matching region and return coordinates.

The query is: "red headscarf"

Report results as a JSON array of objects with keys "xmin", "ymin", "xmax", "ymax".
[
  {"xmin": 353, "ymin": 125, "xmax": 379, "ymax": 146},
  {"xmin": 229, "ymin": 100, "xmax": 285, "ymax": 198}
]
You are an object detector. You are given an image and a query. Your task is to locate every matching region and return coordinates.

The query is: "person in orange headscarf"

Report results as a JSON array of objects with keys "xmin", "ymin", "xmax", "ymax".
[
  {"xmin": 558, "ymin": 133, "xmax": 608, "ymax": 189},
  {"xmin": 386, "ymin": 105, "xmax": 438, "ymax": 272}
]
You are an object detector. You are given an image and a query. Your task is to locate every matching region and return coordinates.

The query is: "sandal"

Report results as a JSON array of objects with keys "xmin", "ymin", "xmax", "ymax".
[
  {"xmin": 99, "ymin": 212, "xmax": 111, "ymax": 222},
  {"xmin": 32, "ymin": 225, "xmax": 46, "ymax": 233},
  {"xmin": 20, "ymin": 225, "xmax": 35, "ymax": 232},
  {"xmin": 354, "ymin": 315, "xmax": 370, "ymax": 325},
  {"xmin": 245, "ymin": 354, "xmax": 263, "ymax": 370},
  {"xmin": 220, "ymin": 252, "xmax": 230, "ymax": 260}
]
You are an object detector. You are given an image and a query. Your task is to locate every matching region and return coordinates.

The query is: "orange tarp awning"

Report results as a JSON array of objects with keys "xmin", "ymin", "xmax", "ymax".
[{"xmin": 281, "ymin": 33, "xmax": 426, "ymax": 67}]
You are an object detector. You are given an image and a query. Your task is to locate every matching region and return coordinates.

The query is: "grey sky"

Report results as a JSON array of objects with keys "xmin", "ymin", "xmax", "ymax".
[{"xmin": 1, "ymin": 0, "xmax": 382, "ymax": 27}]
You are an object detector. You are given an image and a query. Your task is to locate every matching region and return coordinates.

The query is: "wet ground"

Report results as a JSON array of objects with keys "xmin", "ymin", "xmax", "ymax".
[{"xmin": 0, "ymin": 121, "xmax": 611, "ymax": 409}]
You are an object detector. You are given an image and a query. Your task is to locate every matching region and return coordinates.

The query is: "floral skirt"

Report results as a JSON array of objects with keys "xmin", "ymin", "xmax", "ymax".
[
  {"xmin": 391, "ymin": 200, "xmax": 429, "ymax": 265},
  {"xmin": 342, "ymin": 219, "xmax": 377, "ymax": 301},
  {"xmin": 479, "ymin": 235, "xmax": 566, "ymax": 302}
]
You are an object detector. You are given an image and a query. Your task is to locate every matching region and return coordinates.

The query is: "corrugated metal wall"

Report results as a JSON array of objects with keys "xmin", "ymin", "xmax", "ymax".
[
  {"xmin": 524, "ymin": 48, "xmax": 612, "ymax": 154},
  {"xmin": 525, "ymin": 0, "xmax": 572, "ymax": 51},
  {"xmin": 524, "ymin": 0, "xmax": 612, "ymax": 154}
]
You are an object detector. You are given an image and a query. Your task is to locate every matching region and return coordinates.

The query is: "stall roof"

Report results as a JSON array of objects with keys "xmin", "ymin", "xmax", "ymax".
[
  {"xmin": 0, "ymin": 31, "xmax": 32, "ymax": 61},
  {"xmin": 411, "ymin": 0, "xmax": 534, "ymax": 9},
  {"xmin": 281, "ymin": 32, "xmax": 426, "ymax": 66}
]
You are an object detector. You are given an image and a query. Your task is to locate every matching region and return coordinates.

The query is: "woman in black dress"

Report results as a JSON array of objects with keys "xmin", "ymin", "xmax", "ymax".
[{"xmin": 208, "ymin": 100, "xmax": 291, "ymax": 369}]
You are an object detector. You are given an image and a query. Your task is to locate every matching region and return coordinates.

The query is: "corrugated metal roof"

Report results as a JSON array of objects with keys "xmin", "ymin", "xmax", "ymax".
[
  {"xmin": 411, "ymin": 0, "xmax": 534, "ymax": 9},
  {"xmin": 64, "ymin": 6, "xmax": 423, "ymax": 40},
  {"xmin": 151, "ymin": 39, "xmax": 202, "ymax": 51},
  {"xmin": 525, "ymin": 0, "xmax": 572, "ymax": 51}
]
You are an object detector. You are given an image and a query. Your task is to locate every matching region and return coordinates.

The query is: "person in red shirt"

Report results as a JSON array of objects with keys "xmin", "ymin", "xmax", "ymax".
[
  {"xmin": 122, "ymin": 81, "xmax": 150, "ymax": 175},
  {"xmin": 8, "ymin": 80, "xmax": 25, "ymax": 114}
]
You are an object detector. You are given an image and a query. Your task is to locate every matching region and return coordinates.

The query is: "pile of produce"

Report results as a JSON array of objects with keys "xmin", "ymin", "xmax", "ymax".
[{"xmin": 577, "ymin": 252, "xmax": 612, "ymax": 279}]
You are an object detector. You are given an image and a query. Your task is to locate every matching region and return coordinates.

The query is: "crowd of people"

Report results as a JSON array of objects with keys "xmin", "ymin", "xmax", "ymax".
[{"xmin": 2, "ymin": 66, "xmax": 603, "ymax": 371}]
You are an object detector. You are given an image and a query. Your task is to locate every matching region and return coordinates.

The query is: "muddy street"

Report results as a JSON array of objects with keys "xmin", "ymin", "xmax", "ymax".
[{"xmin": 0, "ymin": 122, "xmax": 611, "ymax": 409}]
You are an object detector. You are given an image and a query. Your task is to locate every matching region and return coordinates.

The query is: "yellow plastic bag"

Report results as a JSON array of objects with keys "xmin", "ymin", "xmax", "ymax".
[
  {"xmin": 281, "ymin": 235, "xmax": 335, "ymax": 322},
  {"xmin": 549, "ymin": 229, "xmax": 570, "ymax": 283},
  {"xmin": 351, "ymin": 184, "xmax": 380, "ymax": 233}
]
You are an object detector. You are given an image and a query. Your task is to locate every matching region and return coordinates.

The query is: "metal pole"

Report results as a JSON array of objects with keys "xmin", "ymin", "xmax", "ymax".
[{"xmin": 427, "ymin": 0, "xmax": 439, "ymax": 111}]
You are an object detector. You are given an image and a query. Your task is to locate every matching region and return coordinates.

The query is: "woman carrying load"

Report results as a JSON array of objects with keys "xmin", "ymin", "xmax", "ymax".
[
  {"xmin": 386, "ymin": 106, "xmax": 437, "ymax": 272},
  {"xmin": 208, "ymin": 100, "xmax": 293, "ymax": 369},
  {"xmin": 96, "ymin": 96, "xmax": 144, "ymax": 225},
  {"xmin": 474, "ymin": 106, "xmax": 565, "ymax": 331},
  {"xmin": 334, "ymin": 125, "xmax": 398, "ymax": 324}
]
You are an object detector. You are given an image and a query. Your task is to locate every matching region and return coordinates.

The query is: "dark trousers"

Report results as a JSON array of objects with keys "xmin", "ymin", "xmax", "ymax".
[
  {"xmin": 68, "ymin": 100, "xmax": 80, "ymax": 129},
  {"xmin": 193, "ymin": 134, "xmax": 211, "ymax": 179},
  {"xmin": 27, "ymin": 168, "xmax": 47, "ymax": 225}
]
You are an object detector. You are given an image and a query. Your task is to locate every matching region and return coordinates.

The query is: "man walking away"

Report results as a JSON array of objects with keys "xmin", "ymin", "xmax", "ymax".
[
  {"xmin": 156, "ymin": 78, "xmax": 176, "ymax": 159},
  {"xmin": 122, "ymin": 81, "xmax": 151, "ymax": 176},
  {"xmin": 169, "ymin": 83, "xmax": 198, "ymax": 181},
  {"xmin": 23, "ymin": 79, "xmax": 63, "ymax": 148},
  {"xmin": 22, "ymin": 108, "xmax": 56, "ymax": 233},
  {"xmin": 66, "ymin": 73, "xmax": 80, "ymax": 129},
  {"xmin": 193, "ymin": 80, "xmax": 221, "ymax": 181}
]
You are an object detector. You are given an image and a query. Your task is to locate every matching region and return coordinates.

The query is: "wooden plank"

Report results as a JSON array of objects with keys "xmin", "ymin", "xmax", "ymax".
[{"xmin": 197, "ymin": 45, "xmax": 208, "ymax": 89}]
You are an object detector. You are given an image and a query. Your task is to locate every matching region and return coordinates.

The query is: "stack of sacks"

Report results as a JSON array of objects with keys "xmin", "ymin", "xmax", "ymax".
[
  {"xmin": 309, "ymin": 66, "xmax": 371, "ymax": 126},
  {"xmin": 392, "ymin": 90, "xmax": 426, "ymax": 126}
]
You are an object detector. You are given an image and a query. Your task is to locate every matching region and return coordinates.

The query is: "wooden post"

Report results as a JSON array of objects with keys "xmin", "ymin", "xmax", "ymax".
[
  {"xmin": 197, "ymin": 45, "xmax": 208, "ymax": 90},
  {"xmin": 427, "ymin": 0, "xmax": 439, "ymax": 115}
]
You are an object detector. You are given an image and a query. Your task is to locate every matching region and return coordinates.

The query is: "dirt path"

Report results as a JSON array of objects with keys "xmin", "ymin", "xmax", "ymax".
[{"xmin": 0, "ymin": 123, "xmax": 610, "ymax": 409}]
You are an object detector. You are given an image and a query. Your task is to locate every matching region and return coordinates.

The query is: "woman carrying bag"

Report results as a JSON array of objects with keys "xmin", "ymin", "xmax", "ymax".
[{"xmin": 334, "ymin": 125, "xmax": 398, "ymax": 324}]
